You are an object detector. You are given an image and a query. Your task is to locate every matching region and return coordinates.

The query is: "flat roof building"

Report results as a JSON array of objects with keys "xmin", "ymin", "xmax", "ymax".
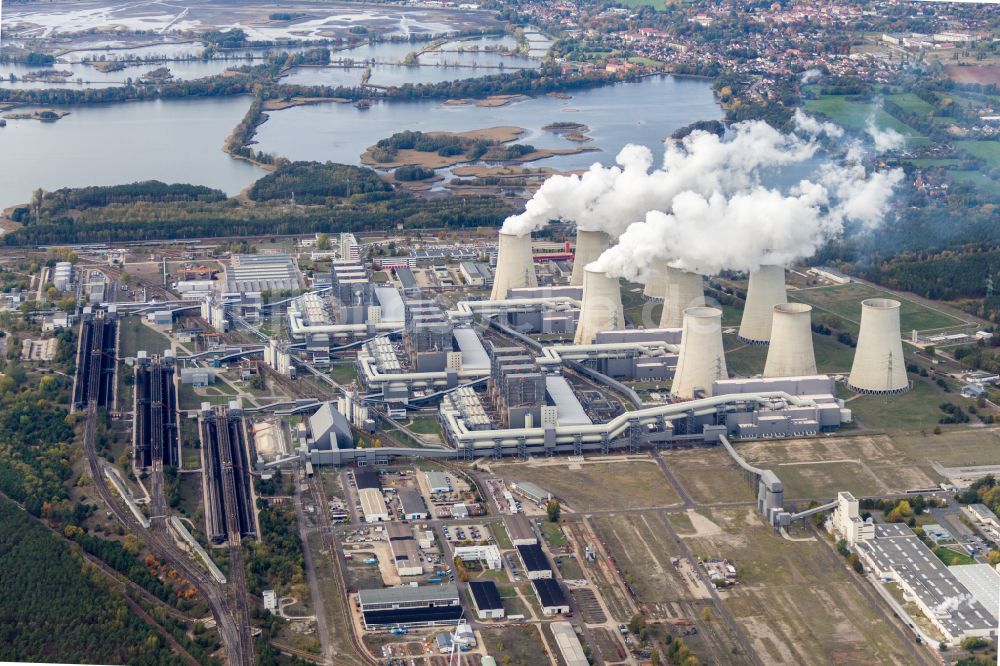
[
  {"xmin": 504, "ymin": 513, "xmax": 537, "ymax": 546},
  {"xmin": 229, "ymin": 254, "xmax": 298, "ymax": 292},
  {"xmin": 424, "ymin": 471, "xmax": 450, "ymax": 494},
  {"xmin": 386, "ymin": 522, "xmax": 423, "ymax": 577},
  {"xmin": 545, "ymin": 375, "xmax": 591, "ymax": 426},
  {"xmin": 516, "ymin": 543, "xmax": 552, "ymax": 580},
  {"xmin": 550, "ymin": 622, "xmax": 588, "ymax": 666},
  {"xmin": 511, "ymin": 481, "xmax": 551, "ymax": 506},
  {"xmin": 359, "ymin": 488, "xmax": 389, "ymax": 523},
  {"xmin": 469, "ymin": 580, "xmax": 504, "ymax": 620},
  {"xmin": 357, "ymin": 584, "xmax": 462, "ymax": 629},
  {"xmin": 355, "ymin": 469, "xmax": 381, "ymax": 491},
  {"xmin": 531, "ymin": 578, "xmax": 569, "ymax": 616},
  {"xmin": 400, "ymin": 488, "xmax": 428, "ymax": 520},
  {"xmin": 454, "ymin": 545, "xmax": 502, "ymax": 571}
]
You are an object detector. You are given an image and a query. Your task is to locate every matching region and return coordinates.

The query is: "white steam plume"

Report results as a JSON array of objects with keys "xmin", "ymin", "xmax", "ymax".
[
  {"xmin": 866, "ymin": 118, "xmax": 905, "ymax": 152},
  {"xmin": 500, "ymin": 121, "xmax": 819, "ymax": 238},
  {"xmin": 793, "ymin": 108, "xmax": 843, "ymax": 139}
]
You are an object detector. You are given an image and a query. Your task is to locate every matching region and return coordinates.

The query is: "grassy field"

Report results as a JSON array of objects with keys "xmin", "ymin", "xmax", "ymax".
[
  {"xmin": 480, "ymin": 625, "xmax": 550, "ymax": 666},
  {"xmin": 934, "ymin": 546, "xmax": 975, "ymax": 566},
  {"xmin": 790, "ymin": 282, "xmax": 963, "ymax": 333},
  {"xmin": 770, "ymin": 461, "xmax": 882, "ymax": 500},
  {"xmin": 804, "ymin": 95, "xmax": 928, "ymax": 145},
  {"xmin": 683, "ymin": 508, "xmax": 921, "ymax": 666},
  {"xmin": 957, "ymin": 140, "xmax": 1000, "ymax": 166},
  {"xmin": 118, "ymin": 317, "xmax": 170, "ymax": 358},
  {"xmin": 885, "ymin": 92, "xmax": 935, "ymax": 115},
  {"xmin": 328, "ymin": 363, "xmax": 358, "ymax": 385},
  {"xmin": 662, "ymin": 447, "xmax": 755, "ymax": 504},
  {"xmin": 723, "ymin": 331, "xmax": 853, "ymax": 378},
  {"xmin": 845, "ymin": 377, "xmax": 945, "ymax": 431},
  {"xmin": 890, "ymin": 428, "xmax": 1000, "ymax": 467},
  {"xmin": 491, "ymin": 459, "xmax": 681, "ymax": 511},
  {"xmin": 406, "ymin": 415, "xmax": 442, "ymax": 436}
]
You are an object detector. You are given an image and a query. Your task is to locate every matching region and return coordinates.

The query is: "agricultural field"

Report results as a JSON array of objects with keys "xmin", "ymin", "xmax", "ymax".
[
  {"xmin": 956, "ymin": 140, "xmax": 1000, "ymax": 166},
  {"xmin": 789, "ymin": 282, "xmax": 964, "ymax": 333},
  {"xmin": 683, "ymin": 508, "xmax": 922, "ymax": 666},
  {"xmin": 491, "ymin": 458, "xmax": 681, "ymax": 511},
  {"xmin": 885, "ymin": 92, "xmax": 935, "ymax": 115},
  {"xmin": 803, "ymin": 95, "xmax": 927, "ymax": 145}
]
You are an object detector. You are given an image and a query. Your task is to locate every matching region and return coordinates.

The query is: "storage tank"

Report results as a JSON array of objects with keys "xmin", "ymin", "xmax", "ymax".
[
  {"xmin": 763, "ymin": 303, "xmax": 817, "ymax": 378},
  {"xmin": 573, "ymin": 266, "xmax": 624, "ymax": 345},
  {"xmin": 490, "ymin": 231, "xmax": 538, "ymax": 301},
  {"xmin": 659, "ymin": 268, "xmax": 705, "ymax": 329},
  {"xmin": 642, "ymin": 258, "xmax": 669, "ymax": 300},
  {"xmin": 738, "ymin": 265, "xmax": 787, "ymax": 344},
  {"xmin": 672, "ymin": 306, "xmax": 727, "ymax": 399},
  {"xmin": 848, "ymin": 298, "xmax": 909, "ymax": 394},
  {"xmin": 570, "ymin": 229, "xmax": 611, "ymax": 287}
]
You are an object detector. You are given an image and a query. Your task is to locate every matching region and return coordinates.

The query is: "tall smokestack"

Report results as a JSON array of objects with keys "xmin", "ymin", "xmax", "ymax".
[
  {"xmin": 571, "ymin": 229, "xmax": 611, "ymax": 287},
  {"xmin": 490, "ymin": 231, "xmax": 537, "ymax": 301},
  {"xmin": 672, "ymin": 306, "xmax": 727, "ymax": 399},
  {"xmin": 574, "ymin": 266, "xmax": 624, "ymax": 345},
  {"xmin": 738, "ymin": 265, "xmax": 787, "ymax": 345},
  {"xmin": 763, "ymin": 303, "xmax": 816, "ymax": 378},
  {"xmin": 659, "ymin": 268, "xmax": 705, "ymax": 329},
  {"xmin": 642, "ymin": 258, "xmax": 669, "ymax": 300},
  {"xmin": 848, "ymin": 298, "xmax": 909, "ymax": 394}
]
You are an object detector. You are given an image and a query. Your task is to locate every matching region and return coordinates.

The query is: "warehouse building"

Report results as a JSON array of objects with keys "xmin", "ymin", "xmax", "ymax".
[
  {"xmin": 855, "ymin": 523, "xmax": 993, "ymax": 644},
  {"xmin": 386, "ymin": 522, "xmax": 423, "ymax": 577},
  {"xmin": 400, "ymin": 488, "xmax": 429, "ymax": 520},
  {"xmin": 228, "ymin": 254, "xmax": 299, "ymax": 292},
  {"xmin": 516, "ymin": 543, "xmax": 552, "ymax": 580},
  {"xmin": 357, "ymin": 584, "xmax": 463, "ymax": 629},
  {"xmin": 511, "ymin": 481, "xmax": 552, "ymax": 506},
  {"xmin": 355, "ymin": 469, "xmax": 381, "ymax": 491},
  {"xmin": 424, "ymin": 471, "xmax": 451, "ymax": 494},
  {"xmin": 532, "ymin": 578, "xmax": 569, "ymax": 616},
  {"xmin": 550, "ymin": 622, "xmax": 588, "ymax": 666},
  {"xmin": 468, "ymin": 580, "xmax": 505, "ymax": 620},
  {"xmin": 965, "ymin": 503, "xmax": 1000, "ymax": 531},
  {"xmin": 308, "ymin": 403, "xmax": 355, "ymax": 464},
  {"xmin": 359, "ymin": 488, "xmax": 389, "ymax": 523},
  {"xmin": 504, "ymin": 514, "xmax": 537, "ymax": 546}
]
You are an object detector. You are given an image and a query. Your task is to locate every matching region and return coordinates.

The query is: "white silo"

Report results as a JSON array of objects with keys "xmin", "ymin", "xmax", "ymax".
[
  {"xmin": 490, "ymin": 231, "xmax": 537, "ymax": 301},
  {"xmin": 763, "ymin": 303, "xmax": 817, "ymax": 378},
  {"xmin": 738, "ymin": 265, "xmax": 788, "ymax": 344},
  {"xmin": 848, "ymin": 298, "xmax": 909, "ymax": 394},
  {"xmin": 642, "ymin": 258, "xmax": 669, "ymax": 300},
  {"xmin": 573, "ymin": 266, "xmax": 624, "ymax": 345},
  {"xmin": 659, "ymin": 268, "xmax": 705, "ymax": 329},
  {"xmin": 570, "ymin": 229, "xmax": 611, "ymax": 287},
  {"xmin": 672, "ymin": 306, "xmax": 727, "ymax": 399}
]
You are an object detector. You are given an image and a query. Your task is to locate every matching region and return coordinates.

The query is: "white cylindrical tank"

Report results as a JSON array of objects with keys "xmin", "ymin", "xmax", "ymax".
[
  {"xmin": 738, "ymin": 265, "xmax": 787, "ymax": 344},
  {"xmin": 570, "ymin": 229, "xmax": 611, "ymax": 287},
  {"xmin": 848, "ymin": 298, "xmax": 909, "ymax": 394},
  {"xmin": 659, "ymin": 268, "xmax": 705, "ymax": 329},
  {"xmin": 763, "ymin": 303, "xmax": 817, "ymax": 378},
  {"xmin": 672, "ymin": 306, "xmax": 727, "ymax": 399},
  {"xmin": 573, "ymin": 266, "xmax": 624, "ymax": 345},
  {"xmin": 642, "ymin": 258, "xmax": 670, "ymax": 300},
  {"xmin": 490, "ymin": 231, "xmax": 538, "ymax": 301}
]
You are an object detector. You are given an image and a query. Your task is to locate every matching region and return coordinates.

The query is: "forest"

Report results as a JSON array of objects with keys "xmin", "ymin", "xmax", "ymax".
[
  {"xmin": 248, "ymin": 161, "xmax": 391, "ymax": 203},
  {"xmin": 370, "ymin": 130, "xmax": 535, "ymax": 163},
  {"xmin": 0, "ymin": 499, "xmax": 185, "ymax": 665},
  {"xmin": 244, "ymin": 505, "xmax": 305, "ymax": 595}
]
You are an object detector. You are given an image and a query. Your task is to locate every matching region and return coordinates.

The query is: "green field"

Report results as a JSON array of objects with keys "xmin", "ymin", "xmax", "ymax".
[
  {"xmin": 886, "ymin": 92, "xmax": 935, "ymax": 115},
  {"xmin": 804, "ymin": 95, "xmax": 927, "ymax": 144},
  {"xmin": 771, "ymin": 461, "xmax": 882, "ymax": 500},
  {"xmin": 957, "ymin": 140, "xmax": 1000, "ymax": 165},
  {"xmin": 933, "ymin": 546, "xmax": 975, "ymax": 566},
  {"xmin": 790, "ymin": 282, "xmax": 963, "ymax": 333},
  {"xmin": 845, "ymin": 378, "xmax": 945, "ymax": 432},
  {"xmin": 118, "ymin": 317, "xmax": 170, "ymax": 358},
  {"xmin": 890, "ymin": 428, "xmax": 1000, "ymax": 467},
  {"xmin": 328, "ymin": 363, "xmax": 358, "ymax": 385}
]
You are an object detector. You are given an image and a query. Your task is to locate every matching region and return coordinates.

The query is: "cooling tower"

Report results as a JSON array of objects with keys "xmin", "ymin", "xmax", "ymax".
[
  {"xmin": 659, "ymin": 268, "xmax": 705, "ymax": 329},
  {"xmin": 490, "ymin": 231, "xmax": 537, "ymax": 301},
  {"xmin": 763, "ymin": 303, "xmax": 817, "ymax": 378},
  {"xmin": 848, "ymin": 299, "xmax": 909, "ymax": 394},
  {"xmin": 573, "ymin": 266, "xmax": 624, "ymax": 345},
  {"xmin": 570, "ymin": 229, "xmax": 611, "ymax": 287},
  {"xmin": 642, "ymin": 258, "xmax": 669, "ymax": 300},
  {"xmin": 738, "ymin": 265, "xmax": 788, "ymax": 344},
  {"xmin": 672, "ymin": 307, "xmax": 727, "ymax": 399}
]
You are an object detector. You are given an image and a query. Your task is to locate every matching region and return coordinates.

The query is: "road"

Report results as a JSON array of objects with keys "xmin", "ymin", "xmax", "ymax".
[{"xmin": 82, "ymin": 402, "xmax": 251, "ymax": 666}]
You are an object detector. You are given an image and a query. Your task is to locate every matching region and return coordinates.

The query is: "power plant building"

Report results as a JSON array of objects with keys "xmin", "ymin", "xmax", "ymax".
[
  {"xmin": 763, "ymin": 303, "xmax": 817, "ymax": 377},
  {"xmin": 738, "ymin": 265, "xmax": 787, "ymax": 344},
  {"xmin": 574, "ymin": 267, "xmax": 624, "ymax": 345},
  {"xmin": 672, "ymin": 307, "xmax": 727, "ymax": 399},
  {"xmin": 659, "ymin": 268, "xmax": 705, "ymax": 329},
  {"xmin": 490, "ymin": 231, "xmax": 537, "ymax": 300},
  {"xmin": 570, "ymin": 230, "xmax": 611, "ymax": 287},
  {"xmin": 848, "ymin": 299, "xmax": 909, "ymax": 394}
]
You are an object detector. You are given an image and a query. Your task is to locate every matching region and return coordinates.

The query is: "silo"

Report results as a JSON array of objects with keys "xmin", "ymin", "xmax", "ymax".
[
  {"xmin": 642, "ymin": 258, "xmax": 670, "ymax": 300},
  {"xmin": 848, "ymin": 298, "xmax": 909, "ymax": 394},
  {"xmin": 490, "ymin": 231, "xmax": 537, "ymax": 301},
  {"xmin": 763, "ymin": 303, "xmax": 817, "ymax": 378},
  {"xmin": 738, "ymin": 265, "xmax": 787, "ymax": 344},
  {"xmin": 659, "ymin": 268, "xmax": 705, "ymax": 329},
  {"xmin": 573, "ymin": 266, "xmax": 624, "ymax": 345},
  {"xmin": 570, "ymin": 229, "xmax": 611, "ymax": 287},
  {"xmin": 672, "ymin": 306, "xmax": 727, "ymax": 399}
]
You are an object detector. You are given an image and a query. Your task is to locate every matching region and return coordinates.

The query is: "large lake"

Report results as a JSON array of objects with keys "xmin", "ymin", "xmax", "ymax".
[{"xmin": 0, "ymin": 75, "xmax": 721, "ymax": 211}]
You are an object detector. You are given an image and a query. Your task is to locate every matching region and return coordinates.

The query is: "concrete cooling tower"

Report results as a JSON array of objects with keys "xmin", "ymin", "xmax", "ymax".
[
  {"xmin": 848, "ymin": 298, "xmax": 909, "ymax": 394},
  {"xmin": 659, "ymin": 268, "xmax": 705, "ymax": 329},
  {"xmin": 570, "ymin": 229, "xmax": 611, "ymax": 287},
  {"xmin": 672, "ymin": 306, "xmax": 727, "ymax": 399},
  {"xmin": 642, "ymin": 258, "xmax": 669, "ymax": 300},
  {"xmin": 738, "ymin": 265, "xmax": 788, "ymax": 344},
  {"xmin": 490, "ymin": 231, "xmax": 537, "ymax": 301},
  {"xmin": 763, "ymin": 303, "xmax": 817, "ymax": 378},
  {"xmin": 574, "ymin": 266, "xmax": 624, "ymax": 345}
]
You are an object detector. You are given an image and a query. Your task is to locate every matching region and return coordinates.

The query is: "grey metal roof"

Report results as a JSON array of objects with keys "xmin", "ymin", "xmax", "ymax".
[
  {"xmin": 374, "ymin": 286, "xmax": 405, "ymax": 323},
  {"xmin": 308, "ymin": 402, "xmax": 352, "ymax": 451},
  {"xmin": 545, "ymin": 376, "xmax": 591, "ymax": 426},
  {"xmin": 396, "ymin": 268, "xmax": 417, "ymax": 289},
  {"xmin": 399, "ymin": 488, "xmax": 427, "ymax": 516},
  {"xmin": 453, "ymin": 328, "xmax": 490, "ymax": 370},
  {"xmin": 358, "ymin": 583, "xmax": 459, "ymax": 606},
  {"xmin": 951, "ymin": 564, "xmax": 1000, "ymax": 621}
]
